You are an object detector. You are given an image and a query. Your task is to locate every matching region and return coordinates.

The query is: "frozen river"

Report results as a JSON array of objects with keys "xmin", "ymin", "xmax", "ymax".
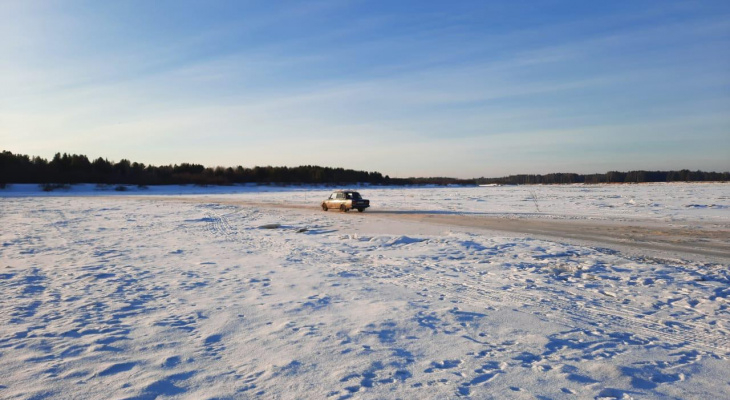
[{"xmin": 1, "ymin": 183, "xmax": 728, "ymax": 399}]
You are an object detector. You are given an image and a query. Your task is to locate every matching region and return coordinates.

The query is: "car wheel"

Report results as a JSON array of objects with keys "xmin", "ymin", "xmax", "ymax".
[
  {"xmin": 322, "ymin": 203, "xmax": 328, "ymax": 211},
  {"xmin": 340, "ymin": 204, "xmax": 348, "ymax": 212},
  {"xmin": 357, "ymin": 208, "xmax": 365, "ymax": 212}
]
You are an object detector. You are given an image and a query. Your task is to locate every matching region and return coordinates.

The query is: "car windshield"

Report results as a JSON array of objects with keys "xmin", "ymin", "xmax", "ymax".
[{"xmin": 350, "ymin": 192, "xmax": 362, "ymax": 199}]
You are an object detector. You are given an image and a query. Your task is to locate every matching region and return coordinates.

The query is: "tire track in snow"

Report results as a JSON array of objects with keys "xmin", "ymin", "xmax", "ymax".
[
  {"xmin": 200, "ymin": 207, "xmax": 290, "ymax": 254},
  {"xmin": 204, "ymin": 211, "xmax": 237, "ymax": 239}
]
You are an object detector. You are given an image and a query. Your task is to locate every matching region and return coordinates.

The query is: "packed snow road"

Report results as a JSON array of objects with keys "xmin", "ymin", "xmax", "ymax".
[
  {"xmin": 1, "ymin": 184, "xmax": 728, "ymax": 399},
  {"xmin": 133, "ymin": 195, "xmax": 730, "ymax": 261}
]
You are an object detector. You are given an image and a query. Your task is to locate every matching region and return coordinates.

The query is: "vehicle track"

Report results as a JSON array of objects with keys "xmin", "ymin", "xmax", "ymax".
[
  {"xmin": 201, "ymin": 207, "xmax": 291, "ymax": 253},
  {"xmin": 119, "ymin": 196, "xmax": 730, "ymax": 261},
  {"xmin": 205, "ymin": 211, "xmax": 237, "ymax": 240}
]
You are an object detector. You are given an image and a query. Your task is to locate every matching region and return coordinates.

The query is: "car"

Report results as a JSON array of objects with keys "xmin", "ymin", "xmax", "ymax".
[{"xmin": 322, "ymin": 190, "xmax": 370, "ymax": 212}]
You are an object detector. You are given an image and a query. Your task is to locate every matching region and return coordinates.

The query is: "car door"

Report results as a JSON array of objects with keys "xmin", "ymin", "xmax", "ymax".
[
  {"xmin": 335, "ymin": 192, "xmax": 346, "ymax": 208},
  {"xmin": 345, "ymin": 192, "xmax": 355, "ymax": 208},
  {"xmin": 326, "ymin": 193, "xmax": 338, "ymax": 208}
]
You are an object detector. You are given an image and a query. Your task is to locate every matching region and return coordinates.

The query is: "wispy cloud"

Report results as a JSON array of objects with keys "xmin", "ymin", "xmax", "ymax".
[{"xmin": 1, "ymin": 1, "xmax": 728, "ymax": 177}]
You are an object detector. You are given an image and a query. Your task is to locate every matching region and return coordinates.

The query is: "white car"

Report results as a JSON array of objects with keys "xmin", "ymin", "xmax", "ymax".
[{"xmin": 322, "ymin": 190, "xmax": 370, "ymax": 212}]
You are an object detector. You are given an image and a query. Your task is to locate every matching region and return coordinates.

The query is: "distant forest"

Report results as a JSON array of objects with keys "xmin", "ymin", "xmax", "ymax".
[
  {"xmin": 0, "ymin": 150, "xmax": 728, "ymax": 187},
  {"xmin": 474, "ymin": 170, "xmax": 729, "ymax": 185},
  {"xmin": 0, "ymin": 151, "xmax": 390, "ymax": 186}
]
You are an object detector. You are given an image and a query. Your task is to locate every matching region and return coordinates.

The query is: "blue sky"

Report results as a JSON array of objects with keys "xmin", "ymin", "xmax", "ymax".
[{"xmin": 1, "ymin": 1, "xmax": 728, "ymax": 178}]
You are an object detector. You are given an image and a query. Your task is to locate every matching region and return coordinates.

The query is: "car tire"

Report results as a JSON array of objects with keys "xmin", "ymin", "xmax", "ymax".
[
  {"xmin": 322, "ymin": 203, "xmax": 328, "ymax": 211},
  {"xmin": 340, "ymin": 204, "xmax": 348, "ymax": 212},
  {"xmin": 357, "ymin": 208, "xmax": 365, "ymax": 212}
]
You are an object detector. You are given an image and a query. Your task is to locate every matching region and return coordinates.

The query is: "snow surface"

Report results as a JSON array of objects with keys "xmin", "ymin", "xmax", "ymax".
[
  {"xmin": 4, "ymin": 182, "xmax": 728, "ymax": 222},
  {"xmin": 1, "ymin": 183, "xmax": 729, "ymax": 399}
]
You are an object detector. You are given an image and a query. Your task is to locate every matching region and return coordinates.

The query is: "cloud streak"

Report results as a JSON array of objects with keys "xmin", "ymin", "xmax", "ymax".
[{"xmin": 1, "ymin": 1, "xmax": 729, "ymax": 177}]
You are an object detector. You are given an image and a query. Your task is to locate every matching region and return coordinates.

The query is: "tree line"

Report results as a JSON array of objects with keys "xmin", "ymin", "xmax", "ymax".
[
  {"xmin": 475, "ymin": 170, "xmax": 729, "ymax": 185},
  {"xmin": 1, "ymin": 150, "xmax": 727, "ymax": 187},
  {"xmin": 0, "ymin": 151, "xmax": 388, "ymax": 186}
]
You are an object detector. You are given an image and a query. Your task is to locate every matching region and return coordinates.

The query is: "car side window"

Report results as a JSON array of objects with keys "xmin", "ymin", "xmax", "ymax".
[
  {"xmin": 330, "ymin": 193, "xmax": 337, "ymax": 199},
  {"xmin": 337, "ymin": 193, "xmax": 345, "ymax": 199}
]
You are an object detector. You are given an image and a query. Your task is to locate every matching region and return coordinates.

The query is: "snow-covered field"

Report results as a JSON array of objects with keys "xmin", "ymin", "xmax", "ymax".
[
  {"xmin": 4, "ymin": 182, "xmax": 728, "ymax": 222},
  {"xmin": 1, "ymin": 183, "xmax": 729, "ymax": 399}
]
